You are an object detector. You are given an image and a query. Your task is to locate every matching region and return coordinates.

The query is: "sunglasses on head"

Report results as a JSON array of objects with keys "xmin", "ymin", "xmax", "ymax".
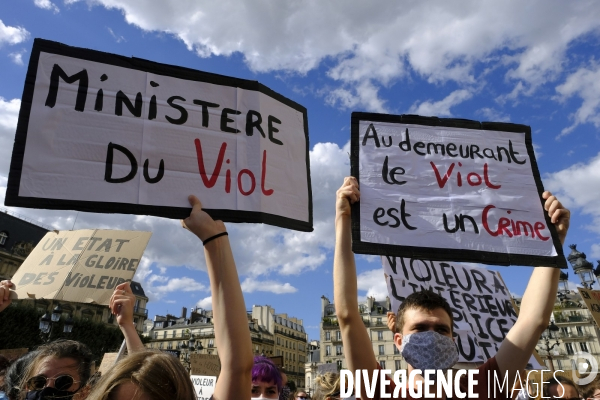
[{"xmin": 27, "ymin": 374, "xmax": 77, "ymax": 391}]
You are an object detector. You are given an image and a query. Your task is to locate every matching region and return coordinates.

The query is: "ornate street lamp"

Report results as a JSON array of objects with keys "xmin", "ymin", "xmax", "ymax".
[
  {"xmin": 537, "ymin": 321, "xmax": 561, "ymax": 372},
  {"xmin": 63, "ymin": 315, "xmax": 74, "ymax": 333},
  {"xmin": 39, "ymin": 312, "xmax": 51, "ymax": 334},
  {"xmin": 51, "ymin": 304, "xmax": 62, "ymax": 322},
  {"xmin": 39, "ymin": 304, "xmax": 74, "ymax": 342},
  {"xmin": 567, "ymin": 244, "xmax": 595, "ymax": 289},
  {"xmin": 558, "ymin": 272, "xmax": 569, "ymax": 298}
]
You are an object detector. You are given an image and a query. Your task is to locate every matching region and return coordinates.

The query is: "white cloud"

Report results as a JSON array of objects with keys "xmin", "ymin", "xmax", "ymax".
[
  {"xmin": 477, "ymin": 107, "xmax": 510, "ymax": 122},
  {"xmin": 555, "ymin": 63, "xmax": 600, "ymax": 138},
  {"xmin": 408, "ymin": 89, "xmax": 472, "ymax": 117},
  {"xmin": 8, "ymin": 49, "xmax": 26, "ymax": 66},
  {"xmin": 591, "ymin": 244, "xmax": 600, "ymax": 259},
  {"xmin": 63, "ymin": 1, "xmax": 600, "ymax": 110},
  {"xmin": 544, "ymin": 153, "xmax": 600, "ymax": 234},
  {"xmin": 196, "ymin": 296, "xmax": 212, "ymax": 310},
  {"xmin": 144, "ymin": 276, "xmax": 207, "ymax": 300},
  {"xmin": 241, "ymin": 277, "xmax": 297, "ymax": 294},
  {"xmin": 107, "ymin": 27, "xmax": 126, "ymax": 43},
  {"xmin": 0, "ymin": 20, "xmax": 29, "ymax": 46},
  {"xmin": 34, "ymin": 0, "xmax": 60, "ymax": 13},
  {"xmin": 0, "ymin": 98, "xmax": 20, "ymax": 179},
  {"xmin": 357, "ymin": 268, "xmax": 388, "ymax": 301}
]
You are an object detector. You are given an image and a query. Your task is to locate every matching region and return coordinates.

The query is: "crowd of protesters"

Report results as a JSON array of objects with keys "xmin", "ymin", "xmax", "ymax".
[{"xmin": 0, "ymin": 181, "xmax": 597, "ymax": 400}]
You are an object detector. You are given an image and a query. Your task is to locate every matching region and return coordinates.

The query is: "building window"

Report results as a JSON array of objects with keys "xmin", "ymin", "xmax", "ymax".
[
  {"xmin": 277, "ymin": 337, "xmax": 280, "ymax": 345},
  {"xmin": 577, "ymin": 326, "xmax": 584, "ymax": 336},
  {"xmin": 154, "ymin": 332, "xmax": 158, "ymax": 339},
  {"xmin": 337, "ymin": 360, "xmax": 342, "ymax": 369},
  {"xmin": 0, "ymin": 232, "xmax": 8, "ymax": 246},
  {"xmin": 159, "ymin": 343, "xmax": 163, "ymax": 349},
  {"xmin": 394, "ymin": 345, "xmax": 400, "ymax": 355},
  {"xmin": 377, "ymin": 331, "xmax": 384, "ymax": 341},
  {"xmin": 377, "ymin": 318, "xmax": 382, "ymax": 326},
  {"xmin": 380, "ymin": 360, "xmax": 386, "ymax": 369},
  {"xmin": 379, "ymin": 345, "xmax": 384, "ymax": 355},
  {"xmin": 566, "ymin": 343, "xmax": 574, "ymax": 355},
  {"xmin": 336, "ymin": 345, "xmax": 342, "ymax": 356},
  {"xmin": 395, "ymin": 360, "xmax": 401, "ymax": 371},
  {"xmin": 326, "ymin": 345, "xmax": 331, "ymax": 356},
  {"xmin": 336, "ymin": 331, "xmax": 341, "ymax": 340},
  {"xmin": 325, "ymin": 332, "xmax": 330, "ymax": 341},
  {"xmin": 208, "ymin": 339, "xmax": 214, "ymax": 348},
  {"xmin": 163, "ymin": 331, "xmax": 167, "ymax": 339},
  {"xmin": 167, "ymin": 342, "xmax": 173, "ymax": 350},
  {"xmin": 580, "ymin": 342, "xmax": 589, "ymax": 352}
]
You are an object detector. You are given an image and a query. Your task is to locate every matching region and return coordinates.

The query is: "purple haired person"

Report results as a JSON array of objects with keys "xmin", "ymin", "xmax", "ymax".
[{"xmin": 251, "ymin": 356, "xmax": 282, "ymax": 399}]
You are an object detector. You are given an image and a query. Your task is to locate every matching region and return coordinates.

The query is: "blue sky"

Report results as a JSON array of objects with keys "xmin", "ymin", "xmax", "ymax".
[{"xmin": 1, "ymin": 1, "xmax": 600, "ymax": 341}]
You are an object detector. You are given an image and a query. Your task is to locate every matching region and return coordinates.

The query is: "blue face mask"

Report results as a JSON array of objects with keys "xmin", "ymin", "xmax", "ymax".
[
  {"xmin": 400, "ymin": 331, "xmax": 458, "ymax": 370},
  {"xmin": 25, "ymin": 387, "xmax": 75, "ymax": 400}
]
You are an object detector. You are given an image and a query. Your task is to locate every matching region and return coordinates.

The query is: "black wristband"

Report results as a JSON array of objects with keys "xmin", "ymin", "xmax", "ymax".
[{"xmin": 202, "ymin": 232, "xmax": 228, "ymax": 246}]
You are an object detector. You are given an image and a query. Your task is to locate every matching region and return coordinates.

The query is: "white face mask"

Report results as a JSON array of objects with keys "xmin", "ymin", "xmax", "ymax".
[{"xmin": 400, "ymin": 330, "xmax": 458, "ymax": 370}]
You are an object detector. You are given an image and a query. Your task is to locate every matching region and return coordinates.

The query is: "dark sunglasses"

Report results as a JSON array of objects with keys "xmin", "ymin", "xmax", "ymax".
[{"xmin": 27, "ymin": 375, "xmax": 77, "ymax": 391}]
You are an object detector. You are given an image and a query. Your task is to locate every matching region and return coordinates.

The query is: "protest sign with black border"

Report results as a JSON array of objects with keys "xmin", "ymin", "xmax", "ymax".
[
  {"xmin": 351, "ymin": 112, "xmax": 566, "ymax": 267},
  {"xmin": 6, "ymin": 39, "xmax": 313, "ymax": 232}
]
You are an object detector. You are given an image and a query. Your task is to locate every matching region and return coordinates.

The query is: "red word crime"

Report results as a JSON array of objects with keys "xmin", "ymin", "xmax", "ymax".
[
  {"xmin": 195, "ymin": 139, "xmax": 274, "ymax": 197},
  {"xmin": 482, "ymin": 205, "xmax": 549, "ymax": 241},
  {"xmin": 431, "ymin": 162, "xmax": 501, "ymax": 190}
]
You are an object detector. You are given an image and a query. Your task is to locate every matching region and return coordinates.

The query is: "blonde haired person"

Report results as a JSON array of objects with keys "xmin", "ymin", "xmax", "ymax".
[
  {"xmin": 313, "ymin": 372, "xmax": 351, "ymax": 400},
  {"xmin": 85, "ymin": 351, "xmax": 194, "ymax": 400}
]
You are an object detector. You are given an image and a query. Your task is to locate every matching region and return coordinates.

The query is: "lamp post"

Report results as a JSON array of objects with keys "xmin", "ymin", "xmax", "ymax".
[
  {"xmin": 567, "ymin": 244, "xmax": 595, "ymax": 289},
  {"xmin": 557, "ymin": 271, "xmax": 570, "ymax": 303},
  {"xmin": 537, "ymin": 321, "xmax": 561, "ymax": 372},
  {"xmin": 39, "ymin": 304, "xmax": 74, "ymax": 343},
  {"xmin": 181, "ymin": 334, "xmax": 203, "ymax": 374}
]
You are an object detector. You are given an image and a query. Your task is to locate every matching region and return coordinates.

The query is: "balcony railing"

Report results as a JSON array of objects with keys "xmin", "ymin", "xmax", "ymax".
[{"xmin": 133, "ymin": 307, "xmax": 148, "ymax": 316}]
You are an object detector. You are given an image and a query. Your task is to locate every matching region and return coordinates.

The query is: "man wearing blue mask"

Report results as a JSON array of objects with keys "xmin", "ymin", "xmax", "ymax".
[{"xmin": 333, "ymin": 177, "xmax": 570, "ymax": 400}]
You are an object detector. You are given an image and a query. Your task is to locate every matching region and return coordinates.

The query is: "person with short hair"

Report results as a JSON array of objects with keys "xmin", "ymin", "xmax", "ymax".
[
  {"xmin": 333, "ymin": 177, "xmax": 571, "ymax": 399},
  {"xmin": 544, "ymin": 376, "xmax": 580, "ymax": 400},
  {"xmin": 18, "ymin": 340, "xmax": 93, "ymax": 400},
  {"xmin": 251, "ymin": 356, "xmax": 282, "ymax": 399},
  {"xmin": 294, "ymin": 389, "xmax": 309, "ymax": 400}
]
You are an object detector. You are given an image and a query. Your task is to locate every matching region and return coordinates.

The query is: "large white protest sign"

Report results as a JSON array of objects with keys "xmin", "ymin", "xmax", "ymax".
[
  {"xmin": 6, "ymin": 39, "xmax": 312, "ymax": 232},
  {"xmin": 351, "ymin": 113, "xmax": 565, "ymax": 267},
  {"xmin": 383, "ymin": 256, "xmax": 542, "ymax": 367},
  {"xmin": 11, "ymin": 229, "xmax": 151, "ymax": 304},
  {"xmin": 190, "ymin": 375, "xmax": 216, "ymax": 400}
]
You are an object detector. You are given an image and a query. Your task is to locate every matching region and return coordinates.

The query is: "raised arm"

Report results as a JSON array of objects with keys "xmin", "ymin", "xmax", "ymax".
[
  {"xmin": 183, "ymin": 195, "xmax": 252, "ymax": 400},
  {"xmin": 110, "ymin": 281, "xmax": 145, "ymax": 353},
  {"xmin": 334, "ymin": 177, "xmax": 378, "ymax": 378},
  {"xmin": 0, "ymin": 280, "xmax": 15, "ymax": 313},
  {"xmin": 496, "ymin": 191, "xmax": 570, "ymax": 383}
]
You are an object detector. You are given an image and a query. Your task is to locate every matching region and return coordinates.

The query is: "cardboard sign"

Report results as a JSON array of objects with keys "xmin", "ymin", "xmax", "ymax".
[
  {"xmin": 351, "ymin": 113, "xmax": 565, "ymax": 267},
  {"xmin": 97, "ymin": 352, "xmax": 118, "ymax": 375},
  {"xmin": 383, "ymin": 256, "xmax": 541, "ymax": 368},
  {"xmin": 190, "ymin": 375, "xmax": 217, "ymax": 400},
  {"xmin": 0, "ymin": 348, "xmax": 29, "ymax": 361},
  {"xmin": 190, "ymin": 353, "xmax": 221, "ymax": 377},
  {"xmin": 578, "ymin": 288, "xmax": 600, "ymax": 326},
  {"xmin": 11, "ymin": 229, "xmax": 151, "ymax": 304},
  {"xmin": 6, "ymin": 39, "xmax": 313, "ymax": 232}
]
